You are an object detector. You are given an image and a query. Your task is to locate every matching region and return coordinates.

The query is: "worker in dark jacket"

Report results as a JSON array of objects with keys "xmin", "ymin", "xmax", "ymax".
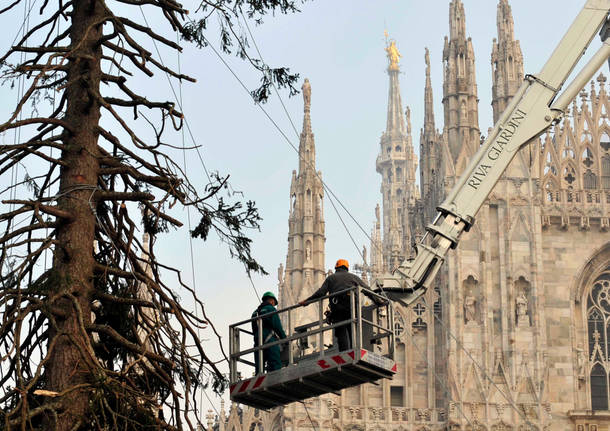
[
  {"xmin": 299, "ymin": 259, "xmax": 383, "ymax": 352},
  {"xmin": 252, "ymin": 291, "xmax": 286, "ymax": 374}
]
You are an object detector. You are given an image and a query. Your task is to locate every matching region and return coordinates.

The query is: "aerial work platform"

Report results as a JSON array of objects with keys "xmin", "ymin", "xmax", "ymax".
[{"xmin": 229, "ymin": 286, "xmax": 396, "ymax": 409}]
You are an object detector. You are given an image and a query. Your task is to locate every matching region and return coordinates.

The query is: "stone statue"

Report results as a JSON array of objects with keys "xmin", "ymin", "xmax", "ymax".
[
  {"xmin": 362, "ymin": 245, "xmax": 368, "ymax": 266},
  {"xmin": 375, "ymin": 203, "xmax": 380, "ymax": 225},
  {"xmin": 304, "ymin": 270, "xmax": 311, "ymax": 287},
  {"xmin": 385, "ymin": 40, "xmax": 401, "ymax": 70},
  {"xmin": 576, "ymin": 345, "xmax": 585, "ymax": 378},
  {"xmin": 302, "ymin": 78, "xmax": 311, "ymax": 110},
  {"xmin": 460, "ymin": 101, "xmax": 468, "ymax": 119},
  {"xmin": 305, "ymin": 243, "xmax": 311, "ymax": 261},
  {"xmin": 516, "ymin": 292, "xmax": 529, "ymax": 326},
  {"xmin": 464, "ymin": 295, "xmax": 477, "ymax": 325},
  {"xmin": 278, "ymin": 263, "xmax": 284, "ymax": 285}
]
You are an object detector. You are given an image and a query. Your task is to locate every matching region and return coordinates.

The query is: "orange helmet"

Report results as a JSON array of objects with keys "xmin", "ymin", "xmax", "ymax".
[{"xmin": 335, "ymin": 259, "xmax": 349, "ymax": 270}]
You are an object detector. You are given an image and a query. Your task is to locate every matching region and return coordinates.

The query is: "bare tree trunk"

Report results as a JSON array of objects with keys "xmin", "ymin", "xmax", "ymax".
[
  {"xmin": 0, "ymin": 0, "xmax": 299, "ymax": 427},
  {"xmin": 47, "ymin": 0, "xmax": 103, "ymax": 428}
]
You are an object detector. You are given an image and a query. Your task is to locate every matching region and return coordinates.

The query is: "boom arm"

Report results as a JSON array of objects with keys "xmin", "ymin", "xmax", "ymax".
[{"xmin": 382, "ymin": 0, "xmax": 610, "ymax": 304}]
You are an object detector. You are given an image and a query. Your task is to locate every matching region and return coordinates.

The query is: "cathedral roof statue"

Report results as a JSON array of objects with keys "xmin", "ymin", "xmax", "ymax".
[
  {"xmin": 302, "ymin": 78, "xmax": 311, "ymax": 112},
  {"xmin": 385, "ymin": 40, "xmax": 401, "ymax": 71}
]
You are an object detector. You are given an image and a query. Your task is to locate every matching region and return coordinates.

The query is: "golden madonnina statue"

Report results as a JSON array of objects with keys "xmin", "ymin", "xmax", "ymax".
[{"xmin": 385, "ymin": 40, "xmax": 401, "ymax": 71}]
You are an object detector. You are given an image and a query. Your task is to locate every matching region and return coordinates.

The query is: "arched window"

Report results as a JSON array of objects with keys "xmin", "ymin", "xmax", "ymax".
[
  {"xmin": 544, "ymin": 151, "xmax": 557, "ymax": 176},
  {"xmin": 601, "ymin": 131, "xmax": 610, "ymax": 152},
  {"xmin": 458, "ymin": 53, "xmax": 465, "ymax": 77},
  {"xmin": 317, "ymin": 194, "xmax": 323, "ymax": 217},
  {"xmin": 394, "ymin": 313, "xmax": 405, "ymax": 337},
  {"xmin": 592, "ymin": 363, "xmax": 608, "ymax": 410},
  {"xmin": 544, "ymin": 181, "xmax": 555, "ymax": 203},
  {"xmin": 584, "ymin": 169, "xmax": 598, "ymax": 190},
  {"xmin": 563, "ymin": 134, "xmax": 575, "ymax": 159},
  {"xmin": 249, "ymin": 422, "xmax": 264, "ymax": 431},
  {"xmin": 586, "ymin": 265, "xmax": 610, "ymax": 410},
  {"xmin": 563, "ymin": 147, "xmax": 575, "ymax": 159},
  {"xmin": 306, "ymin": 189, "xmax": 312, "ymax": 214},
  {"xmin": 583, "ymin": 120, "xmax": 591, "ymax": 142},
  {"xmin": 396, "ymin": 167, "xmax": 403, "ymax": 182},
  {"xmin": 602, "ymin": 155, "xmax": 610, "ymax": 189},
  {"xmin": 583, "ymin": 147, "xmax": 595, "ymax": 167},
  {"xmin": 508, "ymin": 56, "xmax": 514, "ymax": 79}
]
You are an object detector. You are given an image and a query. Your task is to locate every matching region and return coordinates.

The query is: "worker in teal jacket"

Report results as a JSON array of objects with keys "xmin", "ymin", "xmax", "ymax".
[{"xmin": 252, "ymin": 291, "xmax": 286, "ymax": 374}]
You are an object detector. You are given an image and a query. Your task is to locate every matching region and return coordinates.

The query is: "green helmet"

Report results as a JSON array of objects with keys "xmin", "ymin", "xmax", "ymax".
[{"xmin": 262, "ymin": 291, "xmax": 277, "ymax": 303}]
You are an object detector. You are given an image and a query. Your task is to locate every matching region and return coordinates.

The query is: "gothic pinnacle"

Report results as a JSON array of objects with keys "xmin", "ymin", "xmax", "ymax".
[
  {"xmin": 383, "ymin": 39, "xmax": 406, "ymax": 136},
  {"xmin": 492, "ymin": 0, "xmax": 522, "ymax": 123},
  {"xmin": 497, "ymin": 0, "xmax": 515, "ymax": 43},
  {"xmin": 444, "ymin": 0, "xmax": 480, "ymax": 167},
  {"xmin": 299, "ymin": 78, "xmax": 315, "ymax": 172},
  {"xmin": 424, "ymin": 47, "xmax": 435, "ymax": 132},
  {"xmin": 449, "ymin": 0, "xmax": 466, "ymax": 40}
]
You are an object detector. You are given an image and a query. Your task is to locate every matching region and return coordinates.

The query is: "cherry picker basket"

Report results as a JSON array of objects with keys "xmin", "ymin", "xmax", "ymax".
[{"xmin": 229, "ymin": 286, "xmax": 396, "ymax": 409}]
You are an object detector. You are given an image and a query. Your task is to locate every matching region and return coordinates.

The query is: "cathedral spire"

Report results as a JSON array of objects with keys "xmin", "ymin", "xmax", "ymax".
[
  {"xmin": 377, "ymin": 37, "xmax": 418, "ymax": 271},
  {"xmin": 443, "ymin": 0, "xmax": 480, "ymax": 171},
  {"xmin": 299, "ymin": 78, "xmax": 315, "ymax": 173},
  {"xmin": 492, "ymin": 0, "xmax": 523, "ymax": 123},
  {"xmin": 420, "ymin": 47, "xmax": 442, "ymax": 220},
  {"xmin": 384, "ymin": 40, "xmax": 407, "ymax": 137},
  {"xmin": 370, "ymin": 204, "xmax": 384, "ymax": 278},
  {"xmin": 282, "ymin": 78, "xmax": 326, "ymax": 315},
  {"xmin": 497, "ymin": 0, "xmax": 515, "ymax": 43},
  {"xmin": 424, "ymin": 47, "xmax": 435, "ymax": 134},
  {"xmin": 449, "ymin": 0, "xmax": 466, "ymax": 41}
]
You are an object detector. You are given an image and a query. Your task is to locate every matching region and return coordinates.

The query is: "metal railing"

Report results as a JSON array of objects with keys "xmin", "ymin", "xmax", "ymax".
[{"xmin": 229, "ymin": 286, "xmax": 395, "ymax": 383}]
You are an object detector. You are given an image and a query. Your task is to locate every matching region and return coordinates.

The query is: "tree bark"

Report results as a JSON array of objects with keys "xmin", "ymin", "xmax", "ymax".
[{"xmin": 47, "ymin": 0, "xmax": 104, "ymax": 428}]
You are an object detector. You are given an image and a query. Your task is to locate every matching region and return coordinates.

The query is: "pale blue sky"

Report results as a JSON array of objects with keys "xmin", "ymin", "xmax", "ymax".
[{"xmin": 0, "ymin": 0, "xmax": 598, "ymax": 414}]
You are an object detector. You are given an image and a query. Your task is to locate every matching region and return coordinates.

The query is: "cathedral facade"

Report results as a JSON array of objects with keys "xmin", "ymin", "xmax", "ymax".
[{"xmin": 215, "ymin": 1, "xmax": 610, "ymax": 430}]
